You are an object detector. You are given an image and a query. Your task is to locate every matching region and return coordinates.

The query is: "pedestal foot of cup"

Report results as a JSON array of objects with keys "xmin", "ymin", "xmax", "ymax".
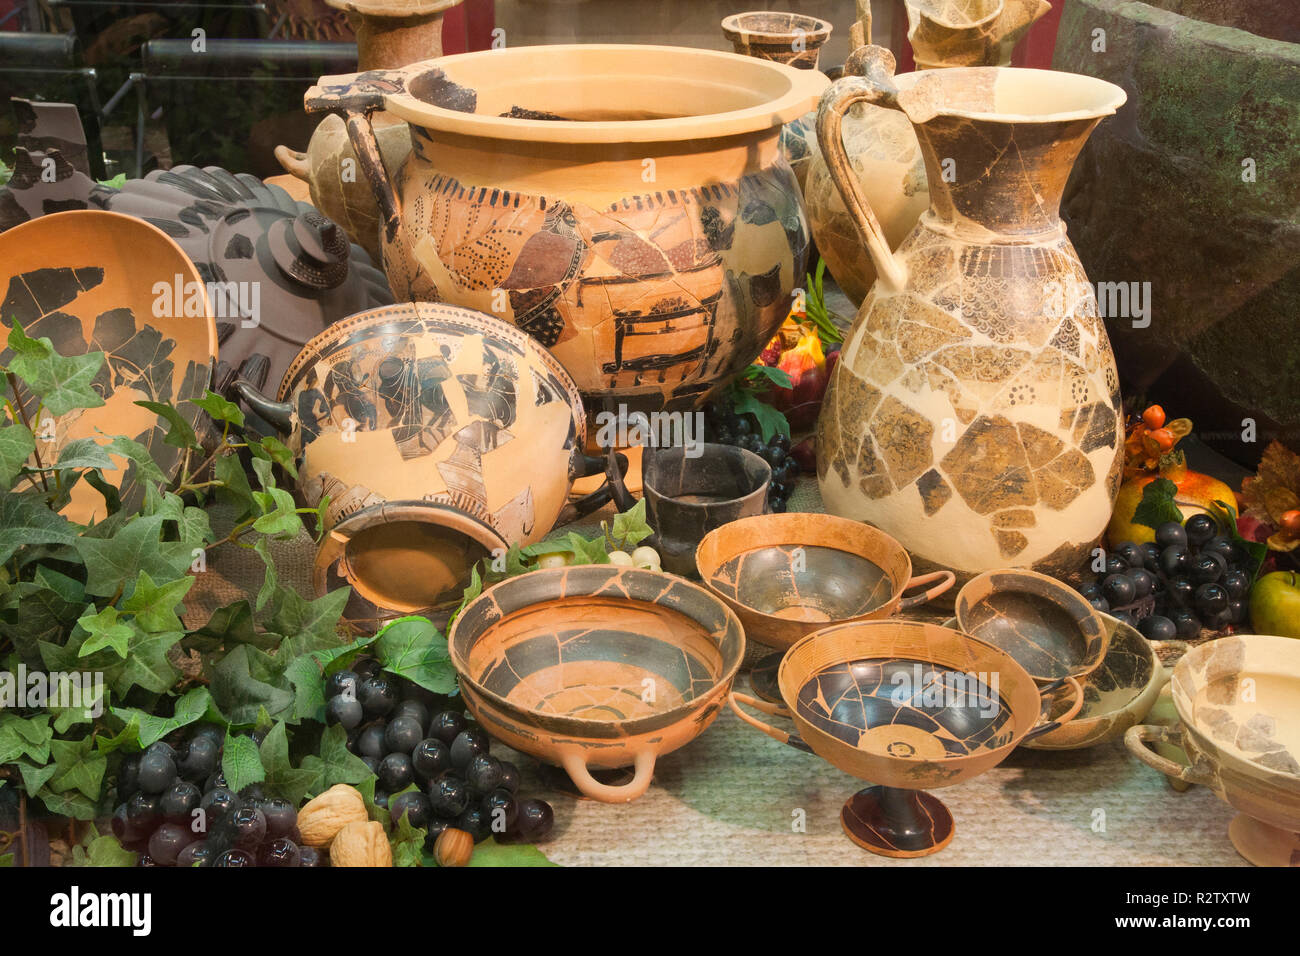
[{"xmin": 840, "ymin": 785, "xmax": 954, "ymax": 858}]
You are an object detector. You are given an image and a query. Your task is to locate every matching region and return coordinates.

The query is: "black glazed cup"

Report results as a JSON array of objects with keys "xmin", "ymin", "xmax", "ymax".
[{"xmin": 608, "ymin": 442, "xmax": 771, "ymax": 576}]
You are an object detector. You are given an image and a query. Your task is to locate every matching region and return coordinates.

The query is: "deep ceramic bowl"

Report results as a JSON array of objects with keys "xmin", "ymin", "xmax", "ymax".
[
  {"xmin": 955, "ymin": 568, "xmax": 1110, "ymax": 683},
  {"xmin": 1021, "ymin": 614, "xmax": 1188, "ymax": 750},
  {"xmin": 1127, "ymin": 634, "xmax": 1300, "ymax": 867},
  {"xmin": 448, "ymin": 564, "xmax": 745, "ymax": 802},
  {"xmin": 696, "ymin": 512, "xmax": 955, "ymax": 652}
]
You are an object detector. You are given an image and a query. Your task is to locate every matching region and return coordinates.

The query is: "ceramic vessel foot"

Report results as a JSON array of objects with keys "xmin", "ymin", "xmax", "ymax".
[
  {"xmin": 1229, "ymin": 814, "xmax": 1300, "ymax": 868},
  {"xmin": 749, "ymin": 653, "xmax": 784, "ymax": 704},
  {"xmin": 840, "ymin": 785, "xmax": 954, "ymax": 858}
]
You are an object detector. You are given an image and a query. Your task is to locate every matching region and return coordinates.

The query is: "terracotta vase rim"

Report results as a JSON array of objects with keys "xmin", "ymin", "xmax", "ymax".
[
  {"xmin": 362, "ymin": 44, "xmax": 830, "ymax": 144},
  {"xmin": 896, "ymin": 67, "xmax": 1127, "ymax": 125},
  {"xmin": 721, "ymin": 11, "xmax": 834, "ymax": 44},
  {"xmin": 325, "ymin": 0, "xmax": 462, "ymax": 16}
]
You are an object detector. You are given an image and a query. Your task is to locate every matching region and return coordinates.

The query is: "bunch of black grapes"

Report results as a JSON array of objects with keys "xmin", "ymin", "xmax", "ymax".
[
  {"xmin": 1079, "ymin": 515, "xmax": 1253, "ymax": 639},
  {"xmin": 112, "ymin": 724, "xmax": 318, "ymax": 867},
  {"xmin": 326, "ymin": 657, "xmax": 554, "ymax": 847},
  {"xmin": 702, "ymin": 403, "xmax": 800, "ymax": 512}
]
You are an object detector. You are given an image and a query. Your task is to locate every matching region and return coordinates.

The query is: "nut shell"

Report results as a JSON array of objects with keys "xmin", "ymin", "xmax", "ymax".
[
  {"xmin": 329, "ymin": 820, "xmax": 392, "ymax": 867},
  {"xmin": 434, "ymin": 827, "xmax": 475, "ymax": 867},
  {"xmin": 296, "ymin": 784, "xmax": 369, "ymax": 848}
]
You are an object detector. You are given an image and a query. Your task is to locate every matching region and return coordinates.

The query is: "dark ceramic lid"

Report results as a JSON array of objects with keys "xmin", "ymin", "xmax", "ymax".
[{"xmin": 89, "ymin": 165, "xmax": 393, "ymax": 414}]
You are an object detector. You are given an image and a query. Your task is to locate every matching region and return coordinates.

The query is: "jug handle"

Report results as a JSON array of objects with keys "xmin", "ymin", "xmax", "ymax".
[
  {"xmin": 728, "ymin": 691, "xmax": 814, "ymax": 754},
  {"xmin": 898, "ymin": 570, "xmax": 956, "ymax": 610},
  {"xmin": 1124, "ymin": 725, "xmax": 1219, "ymax": 788},
  {"xmin": 304, "ymin": 70, "xmax": 406, "ymax": 244},
  {"xmin": 815, "ymin": 46, "xmax": 909, "ymax": 293},
  {"xmin": 554, "ymin": 450, "xmax": 629, "ymax": 525},
  {"xmin": 560, "ymin": 749, "xmax": 656, "ymax": 803},
  {"xmin": 234, "ymin": 380, "xmax": 294, "ymax": 434},
  {"xmin": 273, "ymin": 145, "xmax": 311, "ymax": 183}
]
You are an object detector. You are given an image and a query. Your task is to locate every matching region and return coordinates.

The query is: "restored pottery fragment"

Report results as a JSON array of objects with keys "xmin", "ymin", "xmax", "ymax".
[
  {"xmin": 804, "ymin": 1, "xmax": 1050, "ymax": 306},
  {"xmin": 1126, "ymin": 634, "xmax": 1300, "ymax": 867},
  {"xmin": 814, "ymin": 50, "xmax": 1126, "ymax": 586},
  {"xmin": 237, "ymin": 301, "xmax": 611, "ymax": 624},
  {"xmin": 448, "ymin": 565, "xmax": 745, "ymax": 802},
  {"xmin": 730, "ymin": 619, "xmax": 1081, "ymax": 856},
  {"xmin": 303, "ymin": 45, "xmax": 828, "ymax": 414},
  {"xmin": 720, "ymin": 11, "xmax": 833, "ymax": 192},
  {"xmin": 0, "ymin": 99, "xmax": 95, "ymax": 234},
  {"xmin": 0, "ymin": 210, "xmax": 217, "ymax": 523}
]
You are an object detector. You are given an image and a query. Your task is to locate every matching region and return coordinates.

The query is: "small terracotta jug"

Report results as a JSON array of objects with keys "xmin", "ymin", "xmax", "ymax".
[{"xmin": 814, "ymin": 48, "xmax": 1127, "ymax": 585}]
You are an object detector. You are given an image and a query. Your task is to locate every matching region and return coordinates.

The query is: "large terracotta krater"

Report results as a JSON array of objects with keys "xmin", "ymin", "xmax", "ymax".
[
  {"xmin": 814, "ymin": 49, "xmax": 1127, "ymax": 585},
  {"xmin": 303, "ymin": 45, "xmax": 828, "ymax": 415}
]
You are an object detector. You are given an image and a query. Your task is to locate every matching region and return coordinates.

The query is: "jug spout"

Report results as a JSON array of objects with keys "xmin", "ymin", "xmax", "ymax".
[{"xmin": 905, "ymin": 0, "xmax": 1051, "ymax": 68}]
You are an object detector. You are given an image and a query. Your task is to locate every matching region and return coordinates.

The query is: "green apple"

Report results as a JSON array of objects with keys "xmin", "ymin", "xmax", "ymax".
[{"xmin": 1249, "ymin": 571, "xmax": 1300, "ymax": 638}]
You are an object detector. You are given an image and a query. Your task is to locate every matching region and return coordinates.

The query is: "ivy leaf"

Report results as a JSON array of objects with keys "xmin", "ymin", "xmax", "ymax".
[
  {"xmin": 257, "ymin": 721, "xmax": 318, "ymax": 806},
  {"xmin": 1209, "ymin": 499, "xmax": 1268, "ymax": 583},
  {"xmin": 77, "ymin": 606, "xmax": 133, "ymax": 658},
  {"xmin": 0, "ymin": 422, "xmax": 35, "ymax": 486},
  {"xmin": 110, "ymin": 686, "xmax": 215, "ymax": 748},
  {"xmin": 742, "ymin": 363, "xmax": 794, "ymax": 389},
  {"xmin": 251, "ymin": 537, "xmax": 280, "ymax": 613},
  {"xmin": 522, "ymin": 531, "xmax": 608, "ymax": 565},
  {"xmin": 76, "ymin": 833, "xmax": 137, "ymax": 867},
  {"xmin": 0, "ymin": 712, "xmax": 52, "ymax": 764},
  {"xmin": 15, "ymin": 758, "xmax": 58, "ymax": 795},
  {"xmin": 120, "ymin": 571, "xmax": 194, "ymax": 633},
  {"xmin": 189, "ymin": 391, "xmax": 245, "ymax": 429},
  {"xmin": 47, "ymin": 736, "xmax": 107, "ymax": 799},
  {"xmin": 215, "ymin": 450, "xmax": 256, "ymax": 517},
  {"xmin": 35, "ymin": 786, "xmax": 97, "ymax": 820},
  {"xmin": 374, "ymin": 616, "xmax": 457, "ymax": 694},
  {"xmin": 390, "ymin": 807, "xmax": 427, "ymax": 868},
  {"xmin": 729, "ymin": 388, "xmax": 789, "ymax": 442},
  {"xmin": 53, "ymin": 437, "xmax": 116, "ymax": 471},
  {"xmin": 134, "ymin": 400, "xmax": 198, "ymax": 450},
  {"xmin": 0, "ymin": 492, "xmax": 78, "ymax": 566},
  {"xmin": 252, "ymin": 487, "xmax": 303, "ymax": 537},
  {"xmin": 221, "ymin": 732, "xmax": 265, "ymax": 794},
  {"xmin": 284, "ymin": 633, "xmax": 379, "ymax": 722},
  {"xmin": 267, "ymin": 587, "xmax": 350, "ymax": 660},
  {"xmin": 74, "ymin": 513, "xmax": 194, "ymax": 597},
  {"xmin": 465, "ymin": 839, "xmax": 558, "ymax": 867},
  {"xmin": 94, "ymin": 714, "xmax": 141, "ymax": 754},
  {"xmin": 83, "ymin": 469, "xmax": 122, "ymax": 515},
  {"xmin": 102, "ymin": 435, "xmax": 167, "ymax": 485},
  {"xmin": 1132, "ymin": 477, "xmax": 1184, "ymax": 530},
  {"xmin": 7, "ymin": 322, "xmax": 106, "ymax": 416},
  {"xmin": 609, "ymin": 498, "xmax": 653, "ymax": 550},
  {"xmin": 299, "ymin": 725, "xmax": 375, "ymax": 796},
  {"xmin": 253, "ymin": 434, "xmax": 297, "ymax": 479},
  {"xmin": 187, "ymin": 599, "xmax": 260, "ymax": 652},
  {"xmin": 209, "ymin": 645, "xmax": 295, "ymax": 725},
  {"xmin": 112, "ymin": 628, "xmax": 183, "ymax": 696}
]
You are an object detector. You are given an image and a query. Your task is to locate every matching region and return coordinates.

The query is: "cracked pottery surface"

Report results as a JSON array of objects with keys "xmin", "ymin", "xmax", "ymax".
[
  {"xmin": 815, "ymin": 56, "xmax": 1126, "ymax": 584},
  {"xmin": 720, "ymin": 10, "xmax": 834, "ymax": 193},
  {"xmin": 303, "ymin": 46, "xmax": 828, "ymax": 413},
  {"xmin": 954, "ymin": 568, "xmax": 1109, "ymax": 682},
  {"xmin": 804, "ymin": 0, "xmax": 1050, "ymax": 306},
  {"xmin": 272, "ymin": 302, "xmax": 589, "ymax": 615},
  {"xmin": 448, "ymin": 565, "xmax": 744, "ymax": 800},
  {"xmin": 0, "ymin": 210, "xmax": 216, "ymax": 523},
  {"xmin": 0, "ymin": 99, "xmax": 95, "ymax": 234}
]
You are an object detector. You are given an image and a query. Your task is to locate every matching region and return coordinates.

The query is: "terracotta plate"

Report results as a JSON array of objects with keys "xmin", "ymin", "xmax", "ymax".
[{"xmin": 0, "ymin": 210, "xmax": 217, "ymax": 522}]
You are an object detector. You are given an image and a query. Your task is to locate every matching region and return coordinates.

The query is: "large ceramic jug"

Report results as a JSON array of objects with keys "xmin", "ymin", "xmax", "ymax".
[
  {"xmin": 814, "ymin": 49, "xmax": 1126, "ymax": 585},
  {"xmin": 804, "ymin": 1, "xmax": 1050, "ymax": 305}
]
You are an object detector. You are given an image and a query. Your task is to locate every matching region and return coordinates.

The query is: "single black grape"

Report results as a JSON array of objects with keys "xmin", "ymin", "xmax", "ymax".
[
  {"xmin": 1088, "ymin": 596, "xmax": 1110, "ymax": 613},
  {"xmin": 1222, "ymin": 568, "xmax": 1250, "ymax": 600},
  {"xmin": 230, "ymin": 806, "xmax": 267, "ymax": 847},
  {"xmin": 1189, "ymin": 551, "xmax": 1226, "ymax": 585},
  {"xmin": 412, "ymin": 738, "xmax": 451, "ymax": 781},
  {"xmin": 1167, "ymin": 576, "xmax": 1195, "ymax": 608},
  {"xmin": 772, "ymin": 432, "xmax": 791, "ymax": 452},
  {"xmin": 1227, "ymin": 599, "xmax": 1249, "ymax": 625},
  {"xmin": 358, "ymin": 723, "xmax": 387, "ymax": 759},
  {"xmin": 325, "ymin": 670, "xmax": 359, "ymax": 700},
  {"xmin": 429, "ymin": 711, "xmax": 466, "ymax": 746},
  {"xmin": 326, "ymin": 695, "xmax": 364, "ymax": 729},
  {"xmin": 137, "ymin": 750, "xmax": 178, "ymax": 794},
  {"xmin": 428, "ymin": 774, "xmax": 471, "ymax": 818},
  {"xmin": 1194, "ymin": 583, "xmax": 1229, "ymax": 616},
  {"xmin": 384, "ymin": 716, "xmax": 424, "ymax": 755},
  {"xmin": 358, "ymin": 676, "xmax": 398, "ymax": 717},
  {"xmin": 389, "ymin": 791, "xmax": 432, "ymax": 829},
  {"xmin": 362, "ymin": 755, "xmax": 380, "ymax": 773},
  {"xmin": 497, "ymin": 761, "xmax": 520, "ymax": 795},
  {"xmin": 1139, "ymin": 542, "xmax": 1162, "ymax": 571},
  {"xmin": 205, "ymin": 769, "xmax": 228, "ymax": 792},
  {"xmin": 509, "ymin": 799, "xmax": 554, "ymax": 843},
  {"xmin": 1101, "ymin": 573, "xmax": 1136, "ymax": 607},
  {"xmin": 126, "ymin": 791, "xmax": 161, "ymax": 829},
  {"xmin": 1155, "ymin": 521, "xmax": 1188, "ymax": 550},
  {"xmin": 465, "ymin": 754, "xmax": 503, "ymax": 796},
  {"xmin": 199, "ymin": 786, "xmax": 236, "ymax": 821},
  {"xmin": 378, "ymin": 753, "xmax": 414, "ymax": 792},
  {"xmin": 111, "ymin": 803, "xmax": 147, "ymax": 844},
  {"xmin": 260, "ymin": 837, "xmax": 301, "ymax": 868},
  {"xmin": 1184, "ymin": 513, "xmax": 1217, "ymax": 547},
  {"xmin": 160, "ymin": 780, "xmax": 202, "ymax": 823},
  {"xmin": 1078, "ymin": 580, "xmax": 1101, "ymax": 601},
  {"xmin": 1170, "ymin": 609, "xmax": 1201, "ymax": 639},
  {"xmin": 190, "ymin": 724, "xmax": 225, "ymax": 748},
  {"xmin": 261, "ymin": 798, "xmax": 297, "ymax": 838},
  {"xmin": 456, "ymin": 804, "xmax": 492, "ymax": 842},
  {"xmin": 1159, "ymin": 545, "xmax": 1190, "ymax": 578},
  {"xmin": 1126, "ymin": 568, "xmax": 1155, "ymax": 599},
  {"xmin": 1113, "ymin": 542, "xmax": 1144, "ymax": 569},
  {"xmin": 298, "ymin": 845, "xmax": 324, "ymax": 867},
  {"xmin": 352, "ymin": 657, "xmax": 382, "ymax": 681},
  {"xmin": 176, "ymin": 841, "xmax": 211, "ymax": 868},
  {"xmin": 1103, "ymin": 554, "xmax": 1128, "ymax": 577},
  {"xmin": 148, "ymin": 823, "xmax": 190, "ymax": 866},
  {"xmin": 1137, "ymin": 615, "xmax": 1177, "ymax": 641},
  {"xmin": 177, "ymin": 736, "xmax": 220, "ymax": 781},
  {"xmin": 212, "ymin": 849, "xmax": 255, "ymax": 867},
  {"xmin": 392, "ymin": 699, "xmax": 431, "ymax": 730},
  {"xmin": 482, "ymin": 789, "xmax": 518, "ymax": 834},
  {"xmin": 450, "ymin": 728, "xmax": 491, "ymax": 770}
]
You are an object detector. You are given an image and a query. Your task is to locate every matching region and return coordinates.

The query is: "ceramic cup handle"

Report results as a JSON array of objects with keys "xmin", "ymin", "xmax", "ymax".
[
  {"xmin": 560, "ymin": 750, "xmax": 656, "ymax": 803},
  {"xmin": 1124, "ymin": 724, "xmax": 1219, "ymax": 788},
  {"xmin": 555, "ymin": 450, "xmax": 629, "ymax": 525},
  {"xmin": 898, "ymin": 570, "xmax": 956, "ymax": 610},
  {"xmin": 304, "ymin": 70, "xmax": 408, "ymax": 244},
  {"xmin": 728, "ymin": 691, "xmax": 814, "ymax": 754},
  {"xmin": 815, "ymin": 45, "xmax": 909, "ymax": 292},
  {"xmin": 1021, "ymin": 676, "xmax": 1084, "ymax": 741}
]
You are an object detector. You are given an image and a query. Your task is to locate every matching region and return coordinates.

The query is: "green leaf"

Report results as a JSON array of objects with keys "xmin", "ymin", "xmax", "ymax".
[
  {"xmin": 47, "ymin": 736, "xmax": 107, "ymax": 799},
  {"xmin": 465, "ymin": 839, "xmax": 558, "ymax": 867},
  {"xmin": 112, "ymin": 628, "xmax": 183, "ymax": 696},
  {"xmin": 729, "ymin": 389, "xmax": 790, "ymax": 442},
  {"xmin": 7, "ymin": 323, "xmax": 106, "ymax": 416},
  {"xmin": 1209, "ymin": 499, "xmax": 1268, "ymax": 583},
  {"xmin": 143, "ymin": 486, "xmax": 212, "ymax": 548},
  {"xmin": 120, "ymin": 570, "xmax": 194, "ymax": 633},
  {"xmin": 0, "ymin": 492, "xmax": 78, "ymax": 566},
  {"xmin": 134, "ymin": 400, "xmax": 198, "ymax": 450},
  {"xmin": 215, "ymin": 451, "xmax": 256, "ymax": 516},
  {"xmin": 374, "ymin": 616, "xmax": 457, "ymax": 695},
  {"xmin": 35, "ymin": 786, "xmax": 97, "ymax": 820},
  {"xmin": 189, "ymin": 391, "xmax": 245, "ymax": 429},
  {"xmin": 77, "ymin": 606, "xmax": 133, "ymax": 658},
  {"xmin": 83, "ymin": 468, "xmax": 122, "ymax": 515},
  {"xmin": 80, "ymin": 833, "xmax": 137, "ymax": 867},
  {"xmin": 609, "ymin": 498, "xmax": 654, "ymax": 550},
  {"xmin": 221, "ymin": 732, "xmax": 265, "ymax": 794},
  {"xmin": 15, "ymin": 758, "xmax": 58, "ymax": 795},
  {"xmin": 257, "ymin": 721, "xmax": 318, "ymax": 805},
  {"xmin": 0, "ymin": 712, "xmax": 53, "ymax": 764},
  {"xmin": 251, "ymin": 487, "xmax": 303, "ymax": 537},
  {"xmin": 103, "ymin": 435, "xmax": 167, "ymax": 485},
  {"xmin": 742, "ymin": 363, "xmax": 794, "ymax": 389},
  {"xmin": 390, "ymin": 807, "xmax": 427, "ymax": 868},
  {"xmin": 0, "ymin": 423, "xmax": 35, "ymax": 486},
  {"xmin": 522, "ymin": 531, "xmax": 609, "ymax": 565},
  {"xmin": 110, "ymin": 686, "xmax": 214, "ymax": 748},
  {"xmin": 254, "ymin": 434, "xmax": 297, "ymax": 479},
  {"xmin": 74, "ymin": 513, "xmax": 194, "ymax": 597},
  {"xmin": 1132, "ymin": 477, "xmax": 1184, "ymax": 530},
  {"xmin": 267, "ymin": 587, "xmax": 350, "ymax": 660},
  {"xmin": 251, "ymin": 538, "xmax": 280, "ymax": 613},
  {"xmin": 284, "ymin": 633, "xmax": 379, "ymax": 723},
  {"xmin": 299, "ymin": 724, "xmax": 375, "ymax": 795},
  {"xmin": 208, "ymin": 645, "xmax": 295, "ymax": 725},
  {"xmin": 52, "ymin": 437, "xmax": 116, "ymax": 472},
  {"xmin": 94, "ymin": 715, "xmax": 141, "ymax": 754}
]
